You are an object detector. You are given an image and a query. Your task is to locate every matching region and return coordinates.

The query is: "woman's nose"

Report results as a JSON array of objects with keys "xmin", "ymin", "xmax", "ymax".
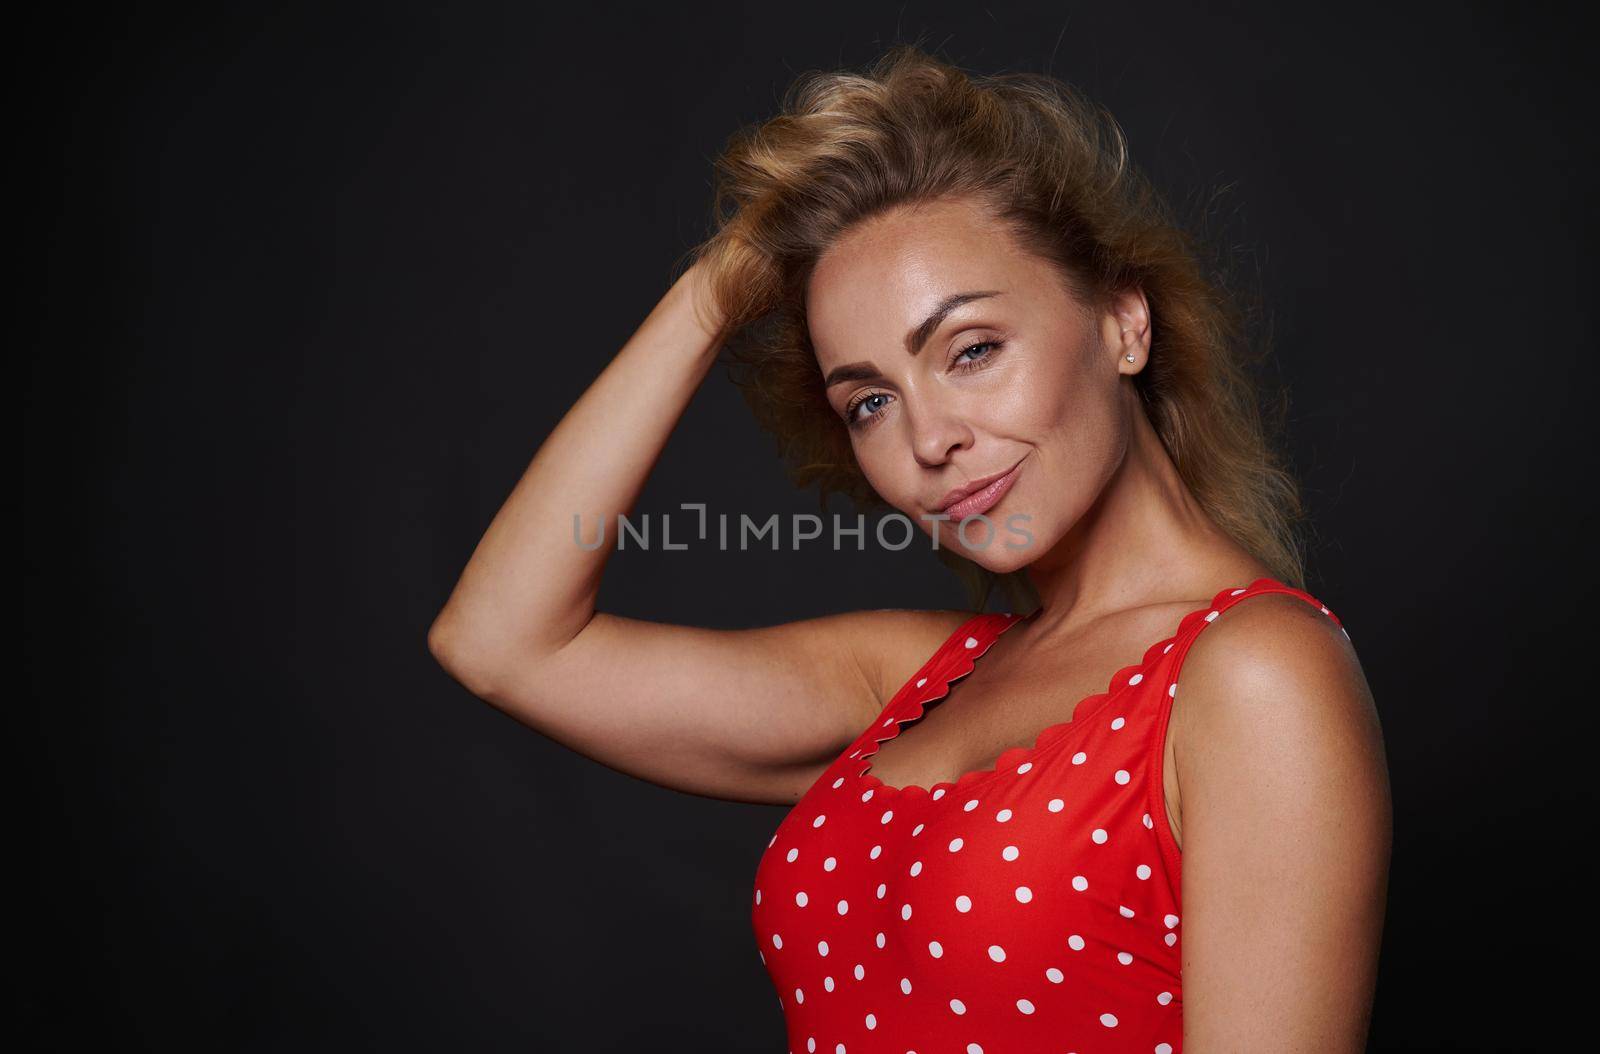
[{"xmin": 908, "ymin": 398, "xmax": 975, "ymax": 468}]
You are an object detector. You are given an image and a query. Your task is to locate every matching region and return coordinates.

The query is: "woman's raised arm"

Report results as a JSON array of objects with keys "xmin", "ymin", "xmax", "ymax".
[{"xmin": 426, "ymin": 261, "xmax": 967, "ymax": 804}]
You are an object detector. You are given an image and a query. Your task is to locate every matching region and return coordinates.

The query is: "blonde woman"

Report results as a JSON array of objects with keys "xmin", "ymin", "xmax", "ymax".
[{"xmin": 428, "ymin": 45, "xmax": 1391, "ymax": 1053}]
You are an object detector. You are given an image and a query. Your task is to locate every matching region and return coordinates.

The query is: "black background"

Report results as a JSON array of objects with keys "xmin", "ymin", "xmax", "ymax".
[{"xmin": 28, "ymin": 2, "xmax": 1589, "ymax": 1050}]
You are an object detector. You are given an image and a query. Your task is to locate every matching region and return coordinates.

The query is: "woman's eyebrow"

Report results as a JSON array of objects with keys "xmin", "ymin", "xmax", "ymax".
[
  {"xmin": 905, "ymin": 290, "xmax": 1003, "ymax": 356},
  {"xmin": 823, "ymin": 290, "xmax": 1004, "ymax": 389}
]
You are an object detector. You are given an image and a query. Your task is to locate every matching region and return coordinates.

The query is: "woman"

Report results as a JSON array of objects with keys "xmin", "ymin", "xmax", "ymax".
[{"xmin": 428, "ymin": 46, "xmax": 1391, "ymax": 1053}]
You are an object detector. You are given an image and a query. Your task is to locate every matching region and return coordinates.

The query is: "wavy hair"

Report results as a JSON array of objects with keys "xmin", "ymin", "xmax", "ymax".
[{"xmin": 681, "ymin": 44, "xmax": 1309, "ymax": 611}]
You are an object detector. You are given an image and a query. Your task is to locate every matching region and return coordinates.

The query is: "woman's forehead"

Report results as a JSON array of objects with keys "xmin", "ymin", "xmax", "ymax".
[{"xmin": 807, "ymin": 248, "xmax": 1064, "ymax": 371}]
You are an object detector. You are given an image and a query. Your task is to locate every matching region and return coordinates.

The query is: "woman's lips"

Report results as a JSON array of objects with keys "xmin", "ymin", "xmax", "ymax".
[{"xmin": 939, "ymin": 459, "xmax": 1024, "ymax": 520}]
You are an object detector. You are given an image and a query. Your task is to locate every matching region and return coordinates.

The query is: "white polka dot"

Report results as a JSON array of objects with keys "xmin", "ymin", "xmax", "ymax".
[
  {"xmin": 870, "ymin": 845, "xmax": 882, "ymax": 860},
  {"xmin": 1205, "ymin": 609, "xmax": 1220, "ymax": 622},
  {"xmin": 880, "ymin": 810, "xmax": 894, "ymax": 824},
  {"xmin": 1143, "ymin": 812, "xmax": 1153, "ymax": 828},
  {"xmin": 834, "ymin": 1044, "xmax": 843, "ymax": 1054},
  {"xmin": 928, "ymin": 940, "xmax": 944, "ymax": 958},
  {"xmin": 1072, "ymin": 875, "xmax": 1088, "ymax": 891},
  {"xmin": 772, "ymin": 934, "xmax": 784, "ymax": 949},
  {"xmin": 1165, "ymin": 932, "xmax": 1178, "ymax": 946},
  {"xmin": 832, "ymin": 777, "xmax": 845, "ymax": 789},
  {"xmin": 824, "ymin": 856, "xmax": 837, "ymax": 871},
  {"xmin": 817, "ymin": 940, "xmax": 829, "ymax": 956},
  {"xmin": 1114, "ymin": 769, "xmax": 1130, "ymax": 785},
  {"xmin": 1164, "ymin": 914, "xmax": 1180, "ymax": 928},
  {"xmin": 967, "ymin": 1046, "xmax": 983, "ymax": 1054},
  {"xmin": 1136, "ymin": 864, "xmax": 1152, "ymax": 880},
  {"xmin": 1168, "ymin": 682, "xmax": 1177, "ymax": 697},
  {"xmin": 795, "ymin": 891, "xmax": 808, "ymax": 907},
  {"xmin": 1046, "ymin": 966, "xmax": 1064, "ymax": 983},
  {"xmin": 1157, "ymin": 990, "xmax": 1173, "ymax": 1005},
  {"xmin": 1110, "ymin": 716, "xmax": 1126, "ymax": 730},
  {"xmin": 795, "ymin": 987, "xmax": 804, "ymax": 1004},
  {"xmin": 1117, "ymin": 951, "xmax": 1133, "ymax": 965},
  {"xmin": 1100, "ymin": 1012, "xmax": 1118, "ymax": 1027},
  {"xmin": 900, "ymin": 977, "xmax": 912, "ymax": 995},
  {"xmin": 1092, "ymin": 828, "xmax": 1108, "ymax": 844},
  {"xmin": 1119, "ymin": 905, "xmax": 1135, "ymax": 918},
  {"xmin": 988, "ymin": 944, "xmax": 1006, "ymax": 962},
  {"xmin": 755, "ymin": 889, "xmax": 761, "ymax": 904},
  {"xmin": 1016, "ymin": 761, "xmax": 1033, "ymax": 774},
  {"xmin": 837, "ymin": 899, "xmax": 849, "ymax": 915},
  {"xmin": 1157, "ymin": 1045, "xmax": 1174, "ymax": 1054},
  {"xmin": 1071, "ymin": 751, "xmax": 1087, "ymax": 765},
  {"xmin": 916, "ymin": 677, "xmax": 927, "ymax": 687},
  {"xmin": 948, "ymin": 837, "xmax": 964, "ymax": 852},
  {"xmin": 1001, "ymin": 844, "xmax": 1021, "ymax": 862},
  {"xmin": 865, "ymin": 1013, "xmax": 876, "ymax": 1030},
  {"xmin": 813, "ymin": 815, "xmax": 827, "ymax": 828},
  {"xmin": 1068, "ymin": 934, "xmax": 1085, "ymax": 950},
  {"xmin": 949, "ymin": 997, "xmax": 966, "ymax": 1014},
  {"xmin": 963, "ymin": 798, "xmax": 980, "ymax": 812},
  {"xmin": 955, "ymin": 894, "xmax": 972, "ymax": 912},
  {"xmin": 787, "ymin": 848, "xmax": 799, "ymax": 862},
  {"xmin": 1128, "ymin": 673, "xmax": 1144, "ymax": 686},
  {"xmin": 1016, "ymin": 998, "xmax": 1035, "ymax": 1014},
  {"xmin": 876, "ymin": 882, "xmax": 887, "ymax": 899},
  {"xmin": 1163, "ymin": 642, "xmax": 1173, "ymax": 654},
  {"xmin": 824, "ymin": 975, "xmax": 835, "ymax": 992},
  {"xmin": 964, "ymin": 636, "xmax": 979, "ymax": 649},
  {"xmin": 854, "ymin": 963, "xmax": 864, "ymax": 980},
  {"xmin": 932, "ymin": 788, "xmax": 946, "ymax": 800},
  {"xmin": 875, "ymin": 931, "xmax": 886, "ymax": 948},
  {"xmin": 910, "ymin": 859, "xmax": 924, "ymax": 878},
  {"xmin": 901, "ymin": 904, "xmax": 912, "ymax": 920},
  {"xmin": 807, "ymin": 1039, "xmax": 815, "ymax": 1053},
  {"xmin": 996, "ymin": 808, "xmax": 1013, "ymax": 822},
  {"xmin": 1047, "ymin": 798, "xmax": 1064, "ymax": 812},
  {"xmin": 912, "ymin": 823, "xmax": 925, "ymax": 836},
  {"xmin": 861, "ymin": 789, "xmax": 874, "ymax": 803},
  {"xmin": 1015, "ymin": 886, "xmax": 1033, "ymax": 903}
]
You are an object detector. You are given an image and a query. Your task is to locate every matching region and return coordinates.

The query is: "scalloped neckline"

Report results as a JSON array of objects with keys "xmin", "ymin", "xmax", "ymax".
[{"xmin": 852, "ymin": 579, "xmax": 1281, "ymax": 798}]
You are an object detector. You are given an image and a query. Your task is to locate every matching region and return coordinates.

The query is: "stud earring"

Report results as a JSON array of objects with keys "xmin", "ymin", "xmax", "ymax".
[{"xmin": 1125, "ymin": 354, "xmax": 1136, "ymax": 362}]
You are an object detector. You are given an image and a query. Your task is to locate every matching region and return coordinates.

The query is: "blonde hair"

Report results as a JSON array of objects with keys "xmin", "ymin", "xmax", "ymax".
[{"xmin": 683, "ymin": 44, "xmax": 1310, "ymax": 610}]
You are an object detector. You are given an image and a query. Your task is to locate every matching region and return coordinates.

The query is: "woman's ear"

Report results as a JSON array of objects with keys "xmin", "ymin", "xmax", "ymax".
[{"xmin": 1106, "ymin": 286, "xmax": 1152, "ymax": 373}]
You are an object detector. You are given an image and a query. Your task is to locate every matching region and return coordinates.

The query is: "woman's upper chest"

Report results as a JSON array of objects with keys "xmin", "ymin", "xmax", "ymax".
[
  {"xmin": 861, "ymin": 603, "xmax": 1195, "ymax": 795},
  {"xmin": 748, "ymin": 611, "xmax": 1192, "ymax": 1025}
]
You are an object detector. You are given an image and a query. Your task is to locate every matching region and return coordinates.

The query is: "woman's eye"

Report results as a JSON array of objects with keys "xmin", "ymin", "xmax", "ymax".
[
  {"xmin": 954, "ymin": 340, "xmax": 1002, "ymax": 367},
  {"xmin": 844, "ymin": 341, "xmax": 1003, "ymax": 430},
  {"xmin": 847, "ymin": 392, "xmax": 889, "ymax": 425}
]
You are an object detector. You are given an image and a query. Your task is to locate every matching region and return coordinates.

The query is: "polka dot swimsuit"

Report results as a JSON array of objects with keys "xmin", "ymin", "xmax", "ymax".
[{"xmin": 751, "ymin": 578, "xmax": 1346, "ymax": 1053}]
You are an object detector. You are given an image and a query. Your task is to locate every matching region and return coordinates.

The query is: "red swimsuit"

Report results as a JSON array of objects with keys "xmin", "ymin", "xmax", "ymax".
[{"xmin": 751, "ymin": 577, "xmax": 1346, "ymax": 1053}]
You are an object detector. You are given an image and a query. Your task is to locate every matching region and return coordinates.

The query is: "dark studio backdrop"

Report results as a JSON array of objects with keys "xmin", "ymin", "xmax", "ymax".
[{"xmin": 27, "ymin": 2, "xmax": 1589, "ymax": 1050}]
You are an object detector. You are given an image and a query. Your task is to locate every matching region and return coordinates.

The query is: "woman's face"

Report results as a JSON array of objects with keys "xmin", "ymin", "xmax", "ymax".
[{"xmin": 807, "ymin": 196, "xmax": 1150, "ymax": 573}]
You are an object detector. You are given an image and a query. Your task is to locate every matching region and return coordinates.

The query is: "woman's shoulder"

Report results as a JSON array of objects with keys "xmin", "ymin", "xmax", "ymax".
[
  {"xmin": 843, "ymin": 606, "xmax": 985, "ymax": 708},
  {"xmin": 1168, "ymin": 586, "xmax": 1370, "ymax": 746}
]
